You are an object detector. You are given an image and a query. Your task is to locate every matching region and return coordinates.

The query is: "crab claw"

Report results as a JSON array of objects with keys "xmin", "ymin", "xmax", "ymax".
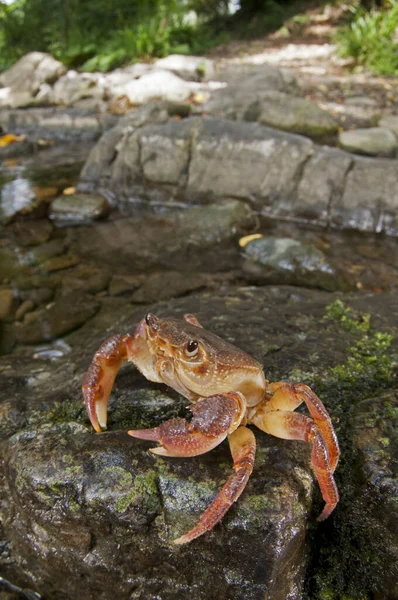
[
  {"xmin": 129, "ymin": 392, "xmax": 246, "ymax": 459},
  {"xmin": 82, "ymin": 333, "xmax": 139, "ymax": 432}
]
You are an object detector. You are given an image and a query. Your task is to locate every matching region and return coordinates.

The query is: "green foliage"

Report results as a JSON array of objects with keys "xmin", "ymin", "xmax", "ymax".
[
  {"xmin": 335, "ymin": 0, "xmax": 398, "ymax": 75},
  {"xmin": 0, "ymin": 0, "xmax": 314, "ymax": 72}
]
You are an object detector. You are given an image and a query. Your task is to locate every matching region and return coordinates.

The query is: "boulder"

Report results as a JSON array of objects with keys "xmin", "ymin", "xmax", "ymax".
[
  {"xmin": 49, "ymin": 193, "xmax": 109, "ymax": 224},
  {"xmin": 253, "ymin": 91, "xmax": 338, "ymax": 137},
  {"xmin": 241, "ymin": 236, "xmax": 349, "ymax": 291},
  {"xmin": 0, "ymin": 52, "xmax": 66, "ymax": 108},
  {"xmin": 53, "ymin": 71, "xmax": 106, "ymax": 107},
  {"xmin": 339, "ymin": 127, "xmax": 397, "ymax": 158},
  {"xmin": 154, "ymin": 54, "xmax": 215, "ymax": 81},
  {"xmin": 113, "ymin": 70, "xmax": 197, "ymax": 105},
  {"xmin": 203, "ymin": 65, "xmax": 301, "ymax": 120},
  {"xmin": 1, "ymin": 287, "xmax": 397, "ymax": 600}
]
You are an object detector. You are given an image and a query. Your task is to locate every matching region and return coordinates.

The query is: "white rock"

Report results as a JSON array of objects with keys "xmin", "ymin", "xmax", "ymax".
[
  {"xmin": 115, "ymin": 70, "xmax": 197, "ymax": 105},
  {"xmin": 53, "ymin": 71, "xmax": 106, "ymax": 106},
  {"xmin": 0, "ymin": 52, "xmax": 66, "ymax": 95},
  {"xmin": 154, "ymin": 54, "xmax": 215, "ymax": 81}
]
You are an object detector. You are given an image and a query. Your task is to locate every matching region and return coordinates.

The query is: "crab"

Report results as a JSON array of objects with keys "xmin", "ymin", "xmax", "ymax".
[{"xmin": 83, "ymin": 313, "xmax": 340, "ymax": 545}]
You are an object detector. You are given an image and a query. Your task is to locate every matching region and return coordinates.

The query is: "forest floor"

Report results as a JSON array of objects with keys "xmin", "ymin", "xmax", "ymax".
[{"xmin": 207, "ymin": 2, "xmax": 398, "ymax": 116}]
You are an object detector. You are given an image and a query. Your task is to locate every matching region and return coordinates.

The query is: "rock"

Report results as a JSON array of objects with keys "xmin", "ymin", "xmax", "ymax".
[
  {"xmin": 339, "ymin": 127, "xmax": 397, "ymax": 157},
  {"xmin": 295, "ymin": 148, "xmax": 353, "ymax": 225},
  {"xmin": 203, "ymin": 65, "xmax": 301, "ymax": 119},
  {"xmin": 0, "ymin": 289, "xmax": 14, "ymax": 320},
  {"xmin": 108, "ymin": 274, "xmax": 141, "ymax": 296},
  {"xmin": 49, "ymin": 193, "xmax": 109, "ymax": 224},
  {"xmin": 68, "ymin": 200, "xmax": 255, "ymax": 272},
  {"xmin": 60, "ymin": 266, "xmax": 111, "ymax": 295},
  {"xmin": 114, "ymin": 70, "xmax": 197, "ymax": 105},
  {"xmin": 7, "ymin": 219, "xmax": 53, "ymax": 247},
  {"xmin": 14, "ymin": 292, "xmax": 100, "ymax": 344},
  {"xmin": 378, "ymin": 115, "xmax": 398, "ymax": 137},
  {"xmin": 241, "ymin": 236, "xmax": 347, "ymax": 291},
  {"xmin": 186, "ymin": 118, "xmax": 313, "ymax": 210},
  {"xmin": 40, "ymin": 255, "xmax": 79, "ymax": 273},
  {"xmin": 332, "ymin": 157, "xmax": 398, "ymax": 234},
  {"xmin": 15, "ymin": 299, "xmax": 35, "ymax": 321},
  {"xmin": 0, "ymin": 52, "xmax": 66, "ymax": 108},
  {"xmin": 252, "ymin": 91, "xmax": 338, "ymax": 137},
  {"xmin": 53, "ymin": 71, "xmax": 106, "ymax": 107},
  {"xmin": 79, "ymin": 113, "xmax": 398, "ymax": 235},
  {"xmin": 1, "ymin": 286, "xmax": 397, "ymax": 600},
  {"xmin": 24, "ymin": 238, "xmax": 67, "ymax": 266},
  {"xmin": 344, "ymin": 96, "xmax": 378, "ymax": 106},
  {"xmin": 154, "ymin": 54, "xmax": 215, "ymax": 81},
  {"xmin": 19, "ymin": 287, "xmax": 54, "ymax": 307},
  {"xmin": 131, "ymin": 271, "xmax": 206, "ymax": 303}
]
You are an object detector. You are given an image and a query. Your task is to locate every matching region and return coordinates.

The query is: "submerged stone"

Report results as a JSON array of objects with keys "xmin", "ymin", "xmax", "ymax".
[
  {"xmin": 49, "ymin": 193, "xmax": 109, "ymax": 224},
  {"xmin": 241, "ymin": 236, "xmax": 349, "ymax": 291}
]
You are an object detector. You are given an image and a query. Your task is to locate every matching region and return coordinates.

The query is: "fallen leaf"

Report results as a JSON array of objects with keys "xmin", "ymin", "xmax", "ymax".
[
  {"xmin": 239, "ymin": 233, "xmax": 263, "ymax": 248},
  {"xmin": 63, "ymin": 187, "xmax": 76, "ymax": 195},
  {"xmin": 0, "ymin": 133, "xmax": 26, "ymax": 147}
]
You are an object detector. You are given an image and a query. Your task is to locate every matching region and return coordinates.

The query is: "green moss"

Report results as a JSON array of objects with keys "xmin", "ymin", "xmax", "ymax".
[
  {"xmin": 323, "ymin": 300, "xmax": 395, "ymax": 393},
  {"xmin": 114, "ymin": 469, "xmax": 159, "ymax": 514},
  {"xmin": 325, "ymin": 299, "xmax": 371, "ymax": 334}
]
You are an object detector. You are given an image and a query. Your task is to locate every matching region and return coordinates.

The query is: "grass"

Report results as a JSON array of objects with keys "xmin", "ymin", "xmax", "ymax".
[{"xmin": 335, "ymin": 0, "xmax": 398, "ymax": 75}]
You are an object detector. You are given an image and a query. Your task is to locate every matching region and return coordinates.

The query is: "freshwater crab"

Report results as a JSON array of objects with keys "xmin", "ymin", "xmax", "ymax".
[{"xmin": 83, "ymin": 313, "xmax": 340, "ymax": 544}]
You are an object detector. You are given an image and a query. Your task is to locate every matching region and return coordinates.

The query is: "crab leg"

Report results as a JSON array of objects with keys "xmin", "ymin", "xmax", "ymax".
[
  {"xmin": 266, "ymin": 382, "xmax": 340, "ymax": 472},
  {"xmin": 250, "ymin": 382, "xmax": 340, "ymax": 520},
  {"xmin": 173, "ymin": 426, "xmax": 256, "ymax": 545},
  {"xmin": 129, "ymin": 392, "xmax": 253, "ymax": 544}
]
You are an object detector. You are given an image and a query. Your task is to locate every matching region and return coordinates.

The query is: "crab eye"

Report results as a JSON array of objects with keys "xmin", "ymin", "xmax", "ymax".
[
  {"xmin": 145, "ymin": 313, "xmax": 151, "ymax": 325},
  {"xmin": 185, "ymin": 340, "xmax": 199, "ymax": 357}
]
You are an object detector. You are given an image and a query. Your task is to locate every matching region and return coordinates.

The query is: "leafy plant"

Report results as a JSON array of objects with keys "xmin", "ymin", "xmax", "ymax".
[{"xmin": 335, "ymin": 0, "xmax": 398, "ymax": 75}]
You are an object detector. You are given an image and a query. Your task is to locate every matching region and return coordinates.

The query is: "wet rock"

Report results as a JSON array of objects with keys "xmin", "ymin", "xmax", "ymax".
[
  {"xmin": 339, "ymin": 127, "xmax": 397, "ymax": 157},
  {"xmin": 378, "ymin": 115, "xmax": 398, "ymax": 137},
  {"xmin": 68, "ymin": 199, "xmax": 255, "ymax": 272},
  {"xmin": 2, "ymin": 286, "xmax": 398, "ymax": 600},
  {"xmin": 49, "ymin": 193, "xmax": 109, "ymax": 224},
  {"xmin": 154, "ymin": 54, "xmax": 215, "ymax": 81},
  {"xmin": 15, "ymin": 299, "xmax": 35, "ymax": 321},
  {"xmin": 108, "ymin": 274, "xmax": 141, "ymax": 296},
  {"xmin": 14, "ymin": 292, "xmax": 100, "ymax": 343},
  {"xmin": 61, "ymin": 265, "xmax": 111, "ymax": 295},
  {"xmin": 332, "ymin": 156, "xmax": 398, "ymax": 234},
  {"xmin": 40, "ymin": 255, "xmax": 79, "ymax": 273},
  {"xmin": 24, "ymin": 238, "xmax": 67, "ymax": 266},
  {"xmin": 7, "ymin": 219, "xmax": 53, "ymax": 247},
  {"xmin": 241, "ymin": 236, "xmax": 348, "ymax": 291},
  {"xmin": 349, "ymin": 391, "xmax": 398, "ymax": 599},
  {"xmin": 252, "ymin": 92, "xmax": 338, "ymax": 138},
  {"xmin": 295, "ymin": 148, "xmax": 353, "ymax": 225},
  {"xmin": 187, "ymin": 118, "xmax": 313, "ymax": 209},
  {"xmin": 0, "ymin": 289, "xmax": 15, "ymax": 320},
  {"xmin": 19, "ymin": 287, "xmax": 54, "ymax": 306},
  {"xmin": 131, "ymin": 271, "xmax": 206, "ymax": 304}
]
